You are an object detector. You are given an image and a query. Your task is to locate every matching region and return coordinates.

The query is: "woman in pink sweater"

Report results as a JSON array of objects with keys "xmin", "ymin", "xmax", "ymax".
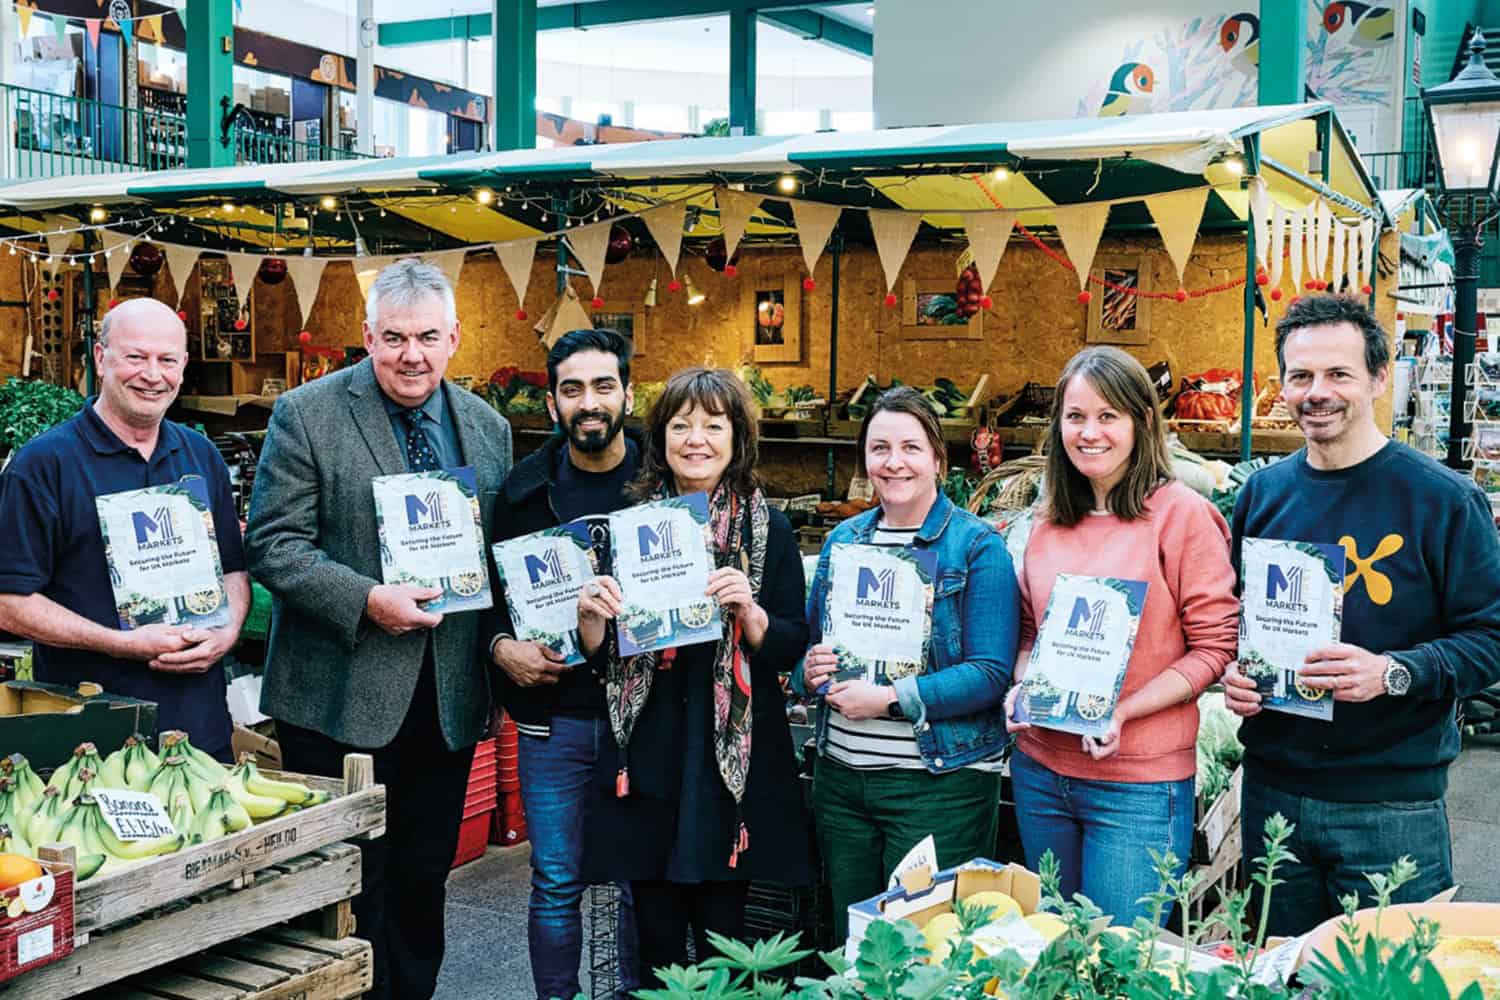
[{"xmin": 1004, "ymin": 346, "xmax": 1238, "ymax": 925}]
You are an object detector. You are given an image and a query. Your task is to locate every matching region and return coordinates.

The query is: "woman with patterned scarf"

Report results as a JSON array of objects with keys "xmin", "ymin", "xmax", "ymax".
[{"xmin": 576, "ymin": 367, "xmax": 815, "ymax": 986}]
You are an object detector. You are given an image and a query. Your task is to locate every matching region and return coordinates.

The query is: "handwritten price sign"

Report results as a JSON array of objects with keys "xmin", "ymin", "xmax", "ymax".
[{"xmin": 92, "ymin": 789, "xmax": 178, "ymax": 841}]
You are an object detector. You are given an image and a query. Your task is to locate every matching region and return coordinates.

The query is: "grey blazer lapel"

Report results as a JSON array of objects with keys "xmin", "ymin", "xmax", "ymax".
[
  {"xmin": 449, "ymin": 382, "xmax": 492, "ymax": 473},
  {"xmin": 348, "ymin": 360, "xmax": 407, "ymax": 477}
]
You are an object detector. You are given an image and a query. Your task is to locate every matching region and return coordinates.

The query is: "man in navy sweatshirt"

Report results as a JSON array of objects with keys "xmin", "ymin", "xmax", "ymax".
[{"xmin": 1225, "ymin": 294, "xmax": 1500, "ymax": 936}]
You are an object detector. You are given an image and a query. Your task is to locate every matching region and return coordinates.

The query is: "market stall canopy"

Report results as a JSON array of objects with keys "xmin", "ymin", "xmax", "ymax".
[{"xmin": 1381, "ymin": 190, "xmax": 1453, "ymax": 316}]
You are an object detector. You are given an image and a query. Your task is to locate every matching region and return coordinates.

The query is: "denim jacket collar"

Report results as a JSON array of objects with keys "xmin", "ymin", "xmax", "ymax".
[{"xmin": 849, "ymin": 491, "xmax": 956, "ymax": 545}]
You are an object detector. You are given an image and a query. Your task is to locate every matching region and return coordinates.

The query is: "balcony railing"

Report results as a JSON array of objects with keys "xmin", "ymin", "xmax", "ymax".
[{"xmin": 228, "ymin": 125, "xmax": 370, "ymax": 166}]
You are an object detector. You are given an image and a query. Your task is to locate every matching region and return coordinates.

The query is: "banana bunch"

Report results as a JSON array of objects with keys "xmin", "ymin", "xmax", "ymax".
[
  {"xmin": 231, "ymin": 755, "xmax": 328, "ymax": 809},
  {"xmin": 48, "ymin": 743, "xmax": 107, "ymax": 802},
  {"xmin": 145, "ymin": 754, "xmax": 214, "ymax": 835},
  {"xmin": 98, "ymin": 736, "xmax": 161, "ymax": 792},
  {"xmin": 159, "ymin": 731, "xmax": 228, "ymax": 784},
  {"xmin": 25, "ymin": 786, "xmax": 65, "ymax": 847},
  {"xmin": 1, "ymin": 755, "xmax": 46, "ymax": 813},
  {"xmin": 49, "ymin": 794, "xmax": 179, "ymax": 880},
  {"xmin": 186, "ymin": 787, "xmax": 251, "ymax": 844},
  {"xmin": 0, "ymin": 777, "xmax": 33, "ymax": 838},
  {"xmin": 0, "ymin": 822, "xmax": 33, "ymax": 860}
]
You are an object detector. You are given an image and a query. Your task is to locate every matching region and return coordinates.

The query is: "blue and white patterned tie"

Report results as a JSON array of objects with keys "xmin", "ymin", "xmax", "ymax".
[{"xmin": 401, "ymin": 409, "xmax": 441, "ymax": 472}]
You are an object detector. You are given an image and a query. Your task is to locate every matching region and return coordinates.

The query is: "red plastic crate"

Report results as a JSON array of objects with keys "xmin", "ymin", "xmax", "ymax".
[
  {"xmin": 451, "ymin": 809, "xmax": 493, "ymax": 869},
  {"xmin": 490, "ymin": 790, "xmax": 527, "ymax": 846},
  {"xmin": 0, "ymin": 862, "xmax": 75, "ymax": 982},
  {"xmin": 464, "ymin": 787, "xmax": 499, "ymax": 818}
]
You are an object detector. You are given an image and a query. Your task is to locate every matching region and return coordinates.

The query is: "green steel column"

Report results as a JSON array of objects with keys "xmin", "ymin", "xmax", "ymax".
[
  {"xmin": 1257, "ymin": 0, "xmax": 1306, "ymax": 105},
  {"xmin": 1241, "ymin": 137, "xmax": 1262, "ymax": 463},
  {"xmin": 729, "ymin": 7, "xmax": 756, "ymax": 136},
  {"xmin": 186, "ymin": 0, "xmax": 235, "ymax": 168},
  {"xmin": 494, "ymin": 0, "xmax": 537, "ymax": 151}
]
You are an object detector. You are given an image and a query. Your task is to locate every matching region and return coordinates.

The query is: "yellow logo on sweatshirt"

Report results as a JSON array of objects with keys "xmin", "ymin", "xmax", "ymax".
[{"xmin": 1339, "ymin": 534, "xmax": 1405, "ymax": 605}]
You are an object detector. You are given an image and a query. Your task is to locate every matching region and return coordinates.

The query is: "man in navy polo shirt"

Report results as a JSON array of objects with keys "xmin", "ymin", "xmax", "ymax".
[{"xmin": 0, "ymin": 297, "xmax": 248, "ymax": 759}]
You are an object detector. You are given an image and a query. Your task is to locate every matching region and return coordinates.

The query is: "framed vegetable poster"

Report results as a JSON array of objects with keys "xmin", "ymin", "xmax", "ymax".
[
  {"xmin": 1086, "ymin": 255, "xmax": 1152, "ymax": 346},
  {"xmin": 746, "ymin": 270, "xmax": 802, "ymax": 364},
  {"xmin": 900, "ymin": 277, "xmax": 983, "ymax": 341}
]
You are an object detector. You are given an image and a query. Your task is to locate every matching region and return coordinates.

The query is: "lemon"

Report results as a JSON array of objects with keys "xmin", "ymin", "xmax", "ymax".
[
  {"xmin": 961, "ymin": 890, "xmax": 1022, "ymax": 924},
  {"xmin": 1025, "ymin": 912, "xmax": 1069, "ymax": 942},
  {"xmin": 922, "ymin": 911, "xmax": 963, "ymax": 964}
]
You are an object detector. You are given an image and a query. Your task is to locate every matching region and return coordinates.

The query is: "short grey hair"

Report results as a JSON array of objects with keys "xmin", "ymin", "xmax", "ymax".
[
  {"xmin": 98, "ymin": 296, "xmax": 185, "ymax": 350},
  {"xmin": 365, "ymin": 258, "xmax": 458, "ymax": 330}
]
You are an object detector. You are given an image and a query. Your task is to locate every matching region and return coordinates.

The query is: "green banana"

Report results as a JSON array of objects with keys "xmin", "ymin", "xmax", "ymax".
[
  {"xmin": 146, "ymin": 755, "xmax": 214, "ymax": 825},
  {"xmin": 0, "ymin": 822, "xmax": 34, "ymax": 859},
  {"xmin": 165, "ymin": 791, "xmax": 195, "ymax": 836},
  {"xmin": 25, "ymin": 786, "xmax": 64, "ymax": 847},
  {"xmin": 1, "ymin": 755, "xmax": 45, "ymax": 813},
  {"xmin": 160, "ymin": 731, "xmax": 227, "ymax": 784},
  {"xmin": 74, "ymin": 853, "xmax": 106, "ymax": 880},
  {"xmin": 101, "ymin": 736, "xmax": 162, "ymax": 793},
  {"xmin": 0, "ymin": 778, "xmax": 33, "ymax": 838},
  {"xmin": 235, "ymin": 756, "xmax": 328, "ymax": 807},
  {"xmin": 224, "ymin": 761, "xmax": 291, "ymax": 820},
  {"xmin": 97, "ymin": 749, "xmax": 127, "ymax": 791},
  {"xmin": 46, "ymin": 743, "xmax": 104, "ymax": 801},
  {"xmin": 93, "ymin": 815, "xmax": 182, "ymax": 860},
  {"xmin": 186, "ymin": 787, "xmax": 251, "ymax": 845}
]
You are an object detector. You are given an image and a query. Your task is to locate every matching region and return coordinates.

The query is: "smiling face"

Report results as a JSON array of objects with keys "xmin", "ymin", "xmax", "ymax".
[
  {"xmin": 1280, "ymin": 321, "xmax": 1387, "ymax": 447},
  {"xmin": 94, "ymin": 299, "xmax": 188, "ymax": 430},
  {"xmin": 547, "ymin": 348, "xmax": 632, "ymax": 454},
  {"xmin": 363, "ymin": 294, "xmax": 459, "ymax": 407},
  {"xmin": 864, "ymin": 410, "xmax": 943, "ymax": 512},
  {"xmin": 665, "ymin": 401, "xmax": 733, "ymax": 495},
  {"xmin": 1060, "ymin": 374, "xmax": 1136, "ymax": 499}
]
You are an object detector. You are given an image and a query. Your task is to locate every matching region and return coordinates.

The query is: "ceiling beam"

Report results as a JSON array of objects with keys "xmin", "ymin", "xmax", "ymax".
[{"xmin": 378, "ymin": 0, "xmax": 871, "ymax": 59}]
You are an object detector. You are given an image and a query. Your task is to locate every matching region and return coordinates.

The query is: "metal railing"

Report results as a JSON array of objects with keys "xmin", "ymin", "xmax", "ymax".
[
  {"xmin": 228, "ymin": 125, "xmax": 370, "ymax": 166},
  {"xmin": 1362, "ymin": 150, "xmax": 1431, "ymax": 192},
  {"xmin": 0, "ymin": 82, "xmax": 188, "ymax": 179}
]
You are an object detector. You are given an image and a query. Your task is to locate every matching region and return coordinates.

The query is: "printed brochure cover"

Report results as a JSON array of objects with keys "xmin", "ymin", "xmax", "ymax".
[
  {"xmin": 608, "ymin": 492, "xmax": 721, "ymax": 656},
  {"xmin": 822, "ymin": 543, "xmax": 937, "ymax": 685},
  {"xmin": 96, "ymin": 475, "xmax": 230, "ymax": 630},
  {"xmin": 1017, "ymin": 574, "xmax": 1149, "ymax": 737},
  {"xmin": 492, "ymin": 524, "xmax": 597, "ymax": 666},
  {"xmin": 1238, "ymin": 537, "xmax": 1346, "ymax": 721},
  {"xmin": 372, "ymin": 466, "xmax": 492, "ymax": 614}
]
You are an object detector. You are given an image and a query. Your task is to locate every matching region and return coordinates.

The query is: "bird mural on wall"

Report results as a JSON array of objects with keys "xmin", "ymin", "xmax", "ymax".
[
  {"xmin": 1322, "ymin": 2, "xmax": 1395, "ymax": 49},
  {"xmin": 1220, "ymin": 12, "xmax": 1260, "ymax": 78},
  {"xmin": 1098, "ymin": 62, "xmax": 1156, "ymax": 117}
]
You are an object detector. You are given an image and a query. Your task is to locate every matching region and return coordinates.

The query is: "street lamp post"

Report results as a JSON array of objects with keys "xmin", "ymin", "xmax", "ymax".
[{"xmin": 1423, "ymin": 30, "xmax": 1500, "ymax": 470}]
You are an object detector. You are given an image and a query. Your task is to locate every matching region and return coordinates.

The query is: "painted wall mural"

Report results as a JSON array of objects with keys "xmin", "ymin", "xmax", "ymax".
[{"xmin": 1306, "ymin": 1, "xmax": 1397, "ymax": 107}]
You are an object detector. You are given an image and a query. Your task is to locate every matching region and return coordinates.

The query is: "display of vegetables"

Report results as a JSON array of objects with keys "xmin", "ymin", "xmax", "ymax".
[
  {"xmin": 733, "ymin": 365, "xmax": 820, "ymax": 414},
  {"xmin": 1196, "ymin": 691, "xmax": 1243, "ymax": 803},
  {"xmin": 1171, "ymin": 368, "xmax": 1256, "ymax": 423},
  {"xmin": 1210, "ymin": 455, "xmax": 1283, "ymax": 518},
  {"xmin": 0, "ymin": 377, "xmax": 85, "ymax": 458},
  {"xmin": 952, "ymin": 263, "xmax": 986, "ymax": 321},
  {"xmin": 484, "ymin": 366, "xmax": 549, "ymax": 416},
  {"xmin": 845, "ymin": 376, "xmax": 975, "ymax": 421}
]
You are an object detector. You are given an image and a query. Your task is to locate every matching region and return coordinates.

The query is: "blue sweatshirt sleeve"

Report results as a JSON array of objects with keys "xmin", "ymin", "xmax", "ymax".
[{"xmin": 1390, "ymin": 486, "xmax": 1500, "ymax": 701}]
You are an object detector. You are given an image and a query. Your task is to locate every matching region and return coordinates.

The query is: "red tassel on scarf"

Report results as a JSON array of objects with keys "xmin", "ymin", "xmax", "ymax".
[
  {"xmin": 728, "ymin": 821, "xmax": 749, "ymax": 868},
  {"xmin": 659, "ymin": 647, "xmax": 677, "ymax": 671},
  {"xmin": 616, "ymin": 768, "xmax": 630, "ymax": 798}
]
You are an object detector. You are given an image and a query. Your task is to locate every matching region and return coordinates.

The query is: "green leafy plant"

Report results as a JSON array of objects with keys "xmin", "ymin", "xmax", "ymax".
[{"xmin": 0, "ymin": 377, "xmax": 85, "ymax": 455}]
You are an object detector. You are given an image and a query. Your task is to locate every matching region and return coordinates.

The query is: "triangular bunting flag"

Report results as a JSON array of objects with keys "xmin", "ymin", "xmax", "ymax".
[
  {"xmin": 788, "ymin": 199, "xmax": 842, "ymax": 279},
  {"xmin": 1269, "ymin": 203, "xmax": 1287, "ymax": 289},
  {"xmin": 715, "ymin": 189, "xmax": 761, "ymax": 263},
  {"xmin": 641, "ymin": 202, "xmax": 688, "ymax": 277},
  {"xmin": 868, "ymin": 210, "xmax": 923, "ymax": 294},
  {"xmin": 1144, "ymin": 187, "xmax": 1210, "ymax": 287},
  {"xmin": 16, "ymin": 5, "xmax": 33, "ymax": 37},
  {"xmin": 175, "ymin": 6, "xmax": 186, "ymax": 34},
  {"xmin": 1346, "ymin": 223, "xmax": 1360, "ymax": 294},
  {"xmin": 1249, "ymin": 178, "xmax": 1271, "ymax": 271},
  {"xmin": 495, "ymin": 238, "xmax": 539, "ymax": 310},
  {"xmin": 165, "ymin": 244, "xmax": 201, "ymax": 305},
  {"xmin": 565, "ymin": 222, "xmax": 612, "ymax": 298},
  {"xmin": 425, "ymin": 248, "xmax": 467, "ymax": 293},
  {"xmin": 118, "ymin": 15, "xmax": 132, "ymax": 49},
  {"xmin": 1288, "ymin": 204, "xmax": 1306, "ymax": 290},
  {"xmin": 1330, "ymin": 221, "xmax": 1346, "ymax": 294},
  {"xmin": 143, "ymin": 14, "xmax": 163, "ymax": 42},
  {"xmin": 1312, "ymin": 201, "xmax": 1331, "ymax": 281},
  {"xmin": 98, "ymin": 230, "xmax": 132, "ymax": 292},
  {"xmin": 1360, "ymin": 218, "xmax": 1375, "ymax": 290},
  {"xmin": 50, "ymin": 13, "xmax": 66, "ymax": 40},
  {"xmin": 44, "ymin": 231, "xmax": 72, "ymax": 268},
  {"xmin": 958, "ymin": 211, "xmax": 1017, "ymax": 295},
  {"xmin": 284, "ymin": 256, "xmax": 328, "ymax": 329},
  {"xmin": 1053, "ymin": 202, "xmax": 1111, "ymax": 291},
  {"xmin": 85, "ymin": 18, "xmax": 101, "ymax": 52},
  {"xmin": 226, "ymin": 252, "xmax": 259, "ymax": 311},
  {"xmin": 536, "ymin": 285, "xmax": 593, "ymax": 350},
  {"xmin": 354, "ymin": 255, "xmax": 395, "ymax": 299}
]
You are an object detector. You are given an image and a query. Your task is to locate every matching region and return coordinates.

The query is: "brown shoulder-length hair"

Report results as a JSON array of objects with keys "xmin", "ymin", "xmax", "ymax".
[
  {"xmin": 1044, "ymin": 346, "xmax": 1174, "ymax": 527},
  {"xmin": 855, "ymin": 386, "xmax": 947, "ymax": 479},
  {"xmin": 628, "ymin": 367, "xmax": 761, "ymax": 500}
]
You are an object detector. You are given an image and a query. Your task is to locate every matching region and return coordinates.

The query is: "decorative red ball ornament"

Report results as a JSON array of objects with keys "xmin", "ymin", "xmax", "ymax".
[
  {"xmin": 46, "ymin": 289, "xmax": 59, "ymax": 301},
  {"xmin": 1174, "ymin": 288, "xmax": 1189, "ymax": 303},
  {"xmin": 668, "ymin": 279, "xmax": 682, "ymax": 293},
  {"xmin": 1305, "ymin": 280, "xmax": 1317, "ymax": 291},
  {"xmin": 257, "ymin": 257, "xmax": 287, "ymax": 286},
  {"xmin": 234, "ymin": 318, "xmax": 247, "ymax": 331},
  {"xmin": 723, "ymin": 264, "xmax": 738, "ymax": 278},
  {"xmin": 591, "ymin": 296, "xmax": 605, "ymax": 309},
  {"xmin": 1255, "ymin": 271, "xmax": 1270, "ymax": 286},
  {"xmin": 108, "ymin": 298, "xmax": 120, "ymax": 309},
  {"xmin": 298, "ymin": 330, "xmax": 312, "ymax": 345},
  {"xmin": 515, "ymin": 309, "xmax": 529, "ymax": 321},
  {"xmin": 1315, "ymin": 280, "xmax": 1327, "ymax": 291},
  {"xmin": 1361, "ymin": 283, "xmax": 1373, "ymax": 295},
  {"xmin": 176, "ymin": 309, "xmax": 188, "ymax": 321},
  {"xmin": 1077, "ymin": 290, "xmax": 1092, "ymax": 305},
  {"xmin": 1271, "ymin": 288, "xmax": 1283, "ymax": 302},
  {"xmin": 1396, "ymin": 312, "xmax": 1406, "ymax": 322},
  {"xmin": 802, "ymin": 277, "xmax": 816, "ymax": 292},
  {"xmin": 884, "ymin": 293, "xmax": 898, "ymax": 308},
  {"xmin": 979, "ymin": 295, "xmax": 993, "ymax": 309},
  {"xmin": 604, "ymin": 225, "xmax": 635, "ymax": 265}
]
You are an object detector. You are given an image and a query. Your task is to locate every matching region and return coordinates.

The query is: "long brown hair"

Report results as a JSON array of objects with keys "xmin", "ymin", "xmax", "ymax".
[
  {"xmin": 1043, "ymin": 346, "xmax": 1173, "ymax": 527},
  {"xmin": 855, "ymin": 386, "xmax": 947, "ymax": 479},
  {"xmin": 629, "ymin": 367, "xmax": 761, "ymax": 500}
]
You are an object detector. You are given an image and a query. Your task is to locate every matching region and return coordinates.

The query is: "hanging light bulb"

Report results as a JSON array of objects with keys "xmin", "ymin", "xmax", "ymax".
[
  {"xmin": 992, "ymin": 166, "xmax": 1011, "ymax": 182},
  {"xmin": 222, "ymin": 202, "xmax": 235, "ymax": 214},
  {"xmin": 89, "ymin": 207, "xmax": 107, "ymax": 222},
  {"xmin": 684, "ymin": 274, "xmax": 706, "ymax": 306},
  {"xmin": 777, "ymin": 175, "xmax": 798, "ymax": 194},
  {"xmin": 379, "ymin": 208, "xmax": 387, "ymax": 218},
  {"xmin": 643, "ymin": 277, "xmax": 658, "ymax": 308},
  {"xmin": 321, "ymin": 195, "xmax": 337, "ymax": 210},
  {"xmin": 476, "ymin": 188, "xmax": 494, "ymax": 205},
  {"xmin": 1222, "ymin": 155, "xmax": 1245, "ymax": 177},
  {"xmin": 7, "ymin": 245, "xmax": 14, "ymax": 256}
]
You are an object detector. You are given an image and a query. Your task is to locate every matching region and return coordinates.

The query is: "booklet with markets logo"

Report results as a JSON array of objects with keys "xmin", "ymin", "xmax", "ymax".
[
  {"xmin": 492, "ymin": 524, "xmax": 597, "ymax": 665},
  {"xmin": 1016, "ymin": 574, "xmax": 1148, "ymax": 737},
  {"xmin": 371, "ymin": 466, "xmax": 492, "ymax": 614},
  {"xmin": 608, "ymin": 492, "xmax": 720, "ymax": 656},
  {"xmin": 95, "ymin": 476, "xmax": 231, "ymax": 630},
  {"xmin": 1238, "ymin": 537, "xmax": 1345, "ymax": 721},
  {"xmin": 823, "ymin": 543, "xmax": 937, "ymax": 685}
]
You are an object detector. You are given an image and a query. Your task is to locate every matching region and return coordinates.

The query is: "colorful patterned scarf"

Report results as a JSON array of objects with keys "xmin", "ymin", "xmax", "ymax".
[{"xmin": 604, "ymin": 480, "xmax": 770, "ymax": 865}]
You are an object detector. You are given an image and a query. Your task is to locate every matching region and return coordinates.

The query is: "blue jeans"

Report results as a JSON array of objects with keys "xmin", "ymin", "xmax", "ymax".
[
  {"xmin": 517, "ymin": 715, "xmax": 638, "ymax": 1000},
  {"xmin": 1240, "ymin": 778, "xmax": 1454, "ymax": 938},
  {"xmin": 1010, "ymin": 749, "xmax": 1193, "ymax": 927}
]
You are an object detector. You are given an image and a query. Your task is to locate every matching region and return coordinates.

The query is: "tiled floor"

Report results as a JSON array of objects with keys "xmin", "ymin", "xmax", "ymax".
[{"xmin": 435, "ymin": 743, "xmax": 1500, "ymax": 999}]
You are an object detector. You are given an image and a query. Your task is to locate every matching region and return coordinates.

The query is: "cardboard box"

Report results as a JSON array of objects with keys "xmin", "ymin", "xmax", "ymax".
[
  {"xmin": 1193, "ymin": 765, "xmax": 1242, "ymax": 863},
  {"xmin": 845, "ymin": 857, "xmax": 1042, "ymax": 962},
  {"xmin": 0, "ymin": 856, "xmax": 75, "ymax": 982},
  {"xmin": 231, "ymin": 723, "xmax": 281, "ymax": 769},
  {"xmin": 0, "ymin": 682, "xmax": 156, "ymax": 773}
]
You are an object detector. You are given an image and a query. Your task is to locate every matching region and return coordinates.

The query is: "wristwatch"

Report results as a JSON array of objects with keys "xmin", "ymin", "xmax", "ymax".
[
  {"xmin": 1382, "ymin": 656, "xmax": 1412, "ymax": 697},
  {"xmin": 886, "ymin": 696, "xmax": 907, "ymax": 721}
]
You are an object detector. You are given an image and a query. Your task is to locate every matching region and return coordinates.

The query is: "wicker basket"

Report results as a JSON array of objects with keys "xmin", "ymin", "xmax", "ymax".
[{"xmin": 967, "ymin": 455, "xmax": 1047, "ymax": 519}]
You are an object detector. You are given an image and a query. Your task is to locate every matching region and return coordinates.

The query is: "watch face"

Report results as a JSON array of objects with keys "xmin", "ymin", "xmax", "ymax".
[{"xmin": 1386, "ymin": 662, "xmax": 1412, "ymax": 696}]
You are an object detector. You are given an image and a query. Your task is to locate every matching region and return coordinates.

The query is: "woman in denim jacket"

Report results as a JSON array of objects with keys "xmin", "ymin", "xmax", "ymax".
[{"xmin": 795, "ymin": 388, "xmax": 1020, "ymax": 938}]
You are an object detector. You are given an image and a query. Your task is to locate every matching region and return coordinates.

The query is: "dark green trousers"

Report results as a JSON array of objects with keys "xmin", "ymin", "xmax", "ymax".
[{"xmin": 812, "ymin": 755, "xmax": 1001, "ymax": 940}]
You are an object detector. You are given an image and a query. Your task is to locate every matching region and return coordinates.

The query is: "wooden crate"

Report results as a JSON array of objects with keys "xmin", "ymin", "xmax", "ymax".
[
  {"xmin": 82, "ymin": 929, "xmax": 372, "ymax": 1000},
  {"xmin": 1179, "ymin": 819, "xmax": 1244, "ymax": 934},
  {"xmin": 9, "ymin": 845, "xmax": 362, "ymax": 999},
  {"xmin": 69, "ymin": 754, "xmax": 383, "ymax": 936}
]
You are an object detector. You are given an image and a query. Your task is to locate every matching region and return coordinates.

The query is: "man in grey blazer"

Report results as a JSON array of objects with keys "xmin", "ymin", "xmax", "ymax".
[{"xmin": 245, "ymin": 259, "xmax": 511, "ymax": 1000}]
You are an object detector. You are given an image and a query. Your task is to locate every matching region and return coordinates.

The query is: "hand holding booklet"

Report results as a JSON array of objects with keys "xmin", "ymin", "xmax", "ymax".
[
  {"xmin": 491, "ymin": 524, "xmax": 597, "ymax": 665},
  {"xmin": 607, "ymin": 493, "xmax": 720, "ymax": 655},
  {"xmin": 1237, "ymin": 537, "xmax": 1345, "ymax": 721},
  {"xmin": 371, "ymin": 466, "xmax": 492, "ymax": 613}
]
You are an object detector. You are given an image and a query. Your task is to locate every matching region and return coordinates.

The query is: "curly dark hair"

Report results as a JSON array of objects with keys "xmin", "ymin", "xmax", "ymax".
[
  {"xmin": 1274, "ymin": 294, "xmax": 1390, "ymax": 377},
  {"xmin": 628, "ymin": 367, "xmax": 760, "ymax": 501}
]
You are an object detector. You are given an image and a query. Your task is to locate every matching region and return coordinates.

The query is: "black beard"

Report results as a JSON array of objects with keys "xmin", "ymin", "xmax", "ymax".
[{"xmin": 562, "ymin": 408, "xmax": 625, "ymax": 454}]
